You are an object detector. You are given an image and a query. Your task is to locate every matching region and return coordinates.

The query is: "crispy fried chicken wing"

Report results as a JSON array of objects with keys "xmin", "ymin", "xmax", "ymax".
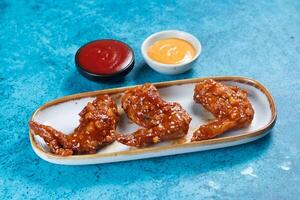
[
  {"xmin": 117, "ymin": 84, "xmax": 191, "ymax": 147},
  {"xmin": 29, "ymin": 95, "xmax": 119, "ymax": 156},
  {"xmin": 191, "ymin": 79, "xmax": 254, "ymax": 141}
]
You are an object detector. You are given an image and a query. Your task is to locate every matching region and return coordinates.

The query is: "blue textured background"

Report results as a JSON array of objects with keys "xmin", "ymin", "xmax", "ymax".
[{"xmin": 1, "ymin": 0, "xmax": 300, "ymax": 199}]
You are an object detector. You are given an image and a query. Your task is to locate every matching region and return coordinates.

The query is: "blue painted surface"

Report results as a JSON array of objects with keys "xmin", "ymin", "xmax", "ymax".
[{"xmin": 1, "ymin": 0, "xmax": 300, "ymax": 199}]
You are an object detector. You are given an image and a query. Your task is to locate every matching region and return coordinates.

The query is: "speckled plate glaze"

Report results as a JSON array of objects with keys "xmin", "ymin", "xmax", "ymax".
[{"xmin": 29, "ymin": 77, "xmax": 277, "ymax": 165}]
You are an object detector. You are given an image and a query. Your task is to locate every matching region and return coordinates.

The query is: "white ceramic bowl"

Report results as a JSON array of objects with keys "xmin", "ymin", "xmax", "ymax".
[{"xmin": 141, "ymin": 30, "xmax": 202, "ymax": 75}]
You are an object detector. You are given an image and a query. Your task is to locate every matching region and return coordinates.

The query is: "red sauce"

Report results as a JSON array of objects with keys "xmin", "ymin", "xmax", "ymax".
[{"xmin": 76, "ymin": 40, "xmax": 133, "ymax": 74}]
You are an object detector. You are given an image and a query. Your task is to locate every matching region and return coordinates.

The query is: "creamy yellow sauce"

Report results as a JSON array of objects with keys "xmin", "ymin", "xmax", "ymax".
[{"xmin": 147, "ymin": 38, "xmax": 196, "ymax": 64}]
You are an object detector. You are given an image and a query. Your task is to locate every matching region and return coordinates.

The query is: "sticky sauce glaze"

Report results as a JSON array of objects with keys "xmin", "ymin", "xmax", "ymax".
[{"xmin": 147, "ymin": 38, "xmax": 196, "ymax": 64}]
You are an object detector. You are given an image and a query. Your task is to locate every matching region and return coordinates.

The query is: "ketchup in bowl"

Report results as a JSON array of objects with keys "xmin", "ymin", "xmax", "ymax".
[{"xmin": 75, "ymin": 40, "xmax": 134, "ymax": 81}]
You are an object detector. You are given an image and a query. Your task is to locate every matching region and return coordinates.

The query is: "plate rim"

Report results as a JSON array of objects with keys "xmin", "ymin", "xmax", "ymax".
[{"xmin": 28, "ymin": 76, "xmax": 277, "ymax": 161}]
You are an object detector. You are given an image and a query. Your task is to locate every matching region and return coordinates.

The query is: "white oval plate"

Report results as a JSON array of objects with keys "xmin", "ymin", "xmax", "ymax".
[{"xmin": 29, "ymin": 77, "xmax": 277, "ymax": 165}]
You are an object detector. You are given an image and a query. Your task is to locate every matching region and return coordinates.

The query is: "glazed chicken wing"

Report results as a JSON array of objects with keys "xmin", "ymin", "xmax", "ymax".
[
  {"xmin": 29, "ymin": 95, "xmax": 119, "ymax": 156},
  {"xmin": 117, "ymin": 84, "xmax": 191, "ymax": 147},
  {"xmin": 191, "ymin": 79, "xmax": 254, "ymax": 141}
]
